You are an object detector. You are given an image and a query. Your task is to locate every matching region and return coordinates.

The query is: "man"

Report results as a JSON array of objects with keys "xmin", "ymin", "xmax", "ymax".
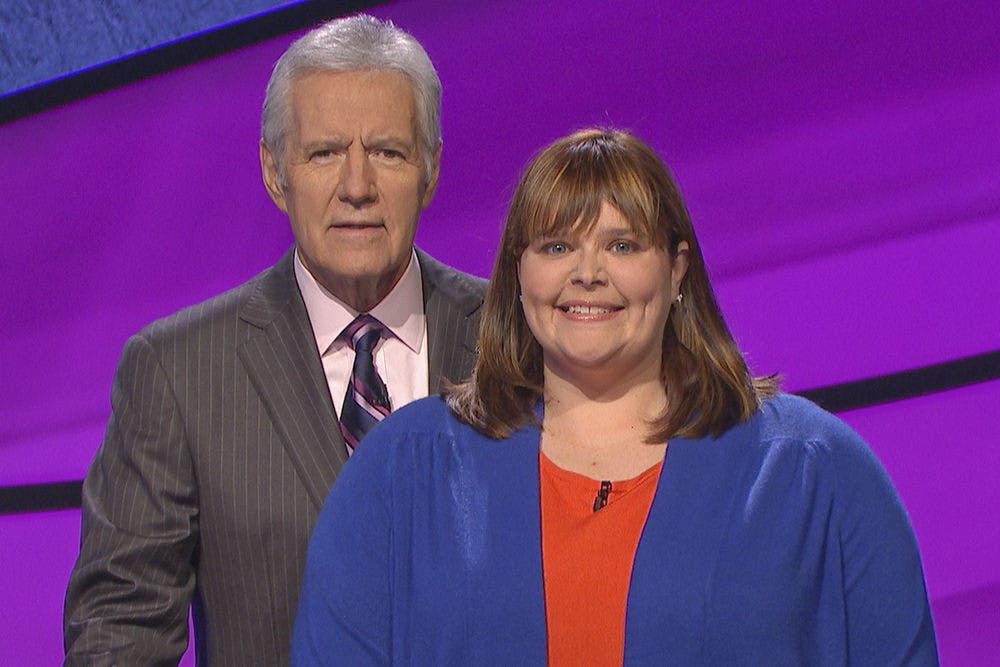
[{"xmin": 64, "ymin": 14, "xmax": 486, "ymax": 665}]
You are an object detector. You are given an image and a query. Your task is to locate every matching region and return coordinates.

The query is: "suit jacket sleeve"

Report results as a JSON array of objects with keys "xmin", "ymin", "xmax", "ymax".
[{"xmin": 64, "ymin": 332, "xmax": 197, "ymax": 665}]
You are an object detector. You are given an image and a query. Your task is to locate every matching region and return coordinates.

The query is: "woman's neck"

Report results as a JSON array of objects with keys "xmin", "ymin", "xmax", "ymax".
[{"xmin": 539, "ymin": 369, "xmax": 668, "ymax": 480}]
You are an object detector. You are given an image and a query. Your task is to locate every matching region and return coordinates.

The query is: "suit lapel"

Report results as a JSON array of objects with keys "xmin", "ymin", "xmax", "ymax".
[
  {"xmin": 237, "ymin": 250, "xmax": 347, "ymax": 509},
  {"xmin": 231, "ymin": 248, "xmax": 482, "ymax": 508},
  {"xmin": 417, "ymin": 248, "xmax": 486, "ymax": 394}
]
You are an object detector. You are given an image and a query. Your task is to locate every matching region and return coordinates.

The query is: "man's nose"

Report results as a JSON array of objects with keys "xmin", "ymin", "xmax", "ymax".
[{"xmin": 337, "ymin": 147, "xmax": 377, "ymax": 206}]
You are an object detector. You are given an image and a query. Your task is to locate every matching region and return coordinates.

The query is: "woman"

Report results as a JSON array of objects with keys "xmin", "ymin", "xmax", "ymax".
[{"xmin": 291, "ymin": 129, "xmax": 937, "ymax": 665}]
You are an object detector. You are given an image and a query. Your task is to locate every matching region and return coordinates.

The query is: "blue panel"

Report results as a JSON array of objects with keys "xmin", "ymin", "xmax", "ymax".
[{"xmin": 0, "ymin": 0, "xmax": 288, "ymax": 94}]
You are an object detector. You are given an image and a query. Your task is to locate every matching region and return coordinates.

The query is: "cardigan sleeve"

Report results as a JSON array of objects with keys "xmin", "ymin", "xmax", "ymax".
[
  {"xmin": 290, "ymin": 426, "xmax": 396, "ymax": 666},
  {"xmin": 831, "ymin": 419, "xmax": 939, "ymax": 665}
]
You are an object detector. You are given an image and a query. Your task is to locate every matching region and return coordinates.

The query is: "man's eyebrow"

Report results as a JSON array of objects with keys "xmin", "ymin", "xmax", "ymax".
[
  {"xmin": 366, "ymin": 130, "xmax": 418, "ymax": 146},
  {"xmin": 301, "ymin": 137, "xmax": 349, "ymax": 150}
]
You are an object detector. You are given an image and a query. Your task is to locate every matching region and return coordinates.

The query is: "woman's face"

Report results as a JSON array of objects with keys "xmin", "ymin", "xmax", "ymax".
[{"xmin": 517, "ymin": 200, "xmax": 688, "ymax": 385}]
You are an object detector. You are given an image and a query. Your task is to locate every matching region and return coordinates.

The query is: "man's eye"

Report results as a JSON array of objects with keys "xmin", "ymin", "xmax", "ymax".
[
  {"xmin": 310, "ymin": 149, "xmax": 334, "ymax": 160},
  {"xmin": 374, "ymin": 149, "xmax": 404, "ymax": 160}
]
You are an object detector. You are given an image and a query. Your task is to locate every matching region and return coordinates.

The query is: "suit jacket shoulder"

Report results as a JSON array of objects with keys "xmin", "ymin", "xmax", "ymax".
[
  {"xmin": 415, "ymin": 248, "xmax": 487, "ymax": 392},
  {"xmin": 65, "ymin": 248, "xmax": 342, "ymax": 666},
  {"xmin": 135, "ymin": 249, "xmax": 299, "ymax": 348}
]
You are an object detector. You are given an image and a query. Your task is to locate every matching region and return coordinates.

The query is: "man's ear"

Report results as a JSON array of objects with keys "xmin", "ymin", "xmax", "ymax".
[
  {"xmin": 420, "ymin": 141, "xmax": 443, "ymax": 209},
  {"xmin": 259, "ymin": 140, "xmax": 287, "ymax": 212}
]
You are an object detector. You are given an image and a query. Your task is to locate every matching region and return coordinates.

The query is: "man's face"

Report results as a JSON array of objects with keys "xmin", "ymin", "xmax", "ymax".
[{"xmin": 260, "ymin": 69, "xmax": 439, "ymax": 311}]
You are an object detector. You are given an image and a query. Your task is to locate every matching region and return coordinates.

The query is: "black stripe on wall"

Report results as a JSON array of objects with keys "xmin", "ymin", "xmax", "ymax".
[
  {"xmin": 0, "ymin": 481, "xmax": 82, "ymax": 514},
  {"xmin": 2, "ymin": 349, "xmax": 998, "ymax": 515},
  {"xmin": 0, "ymin": 0, "xmax": 386, "ymax": 125},
  {"xmin": 797, "ymin": 349, "xmax": 1000, "ymax": 413}
]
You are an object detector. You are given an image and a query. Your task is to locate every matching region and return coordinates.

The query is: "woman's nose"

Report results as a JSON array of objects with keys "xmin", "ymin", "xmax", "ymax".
[{"xmin": 570, "ymin": 248, "xmax": 607, "ymax": 287}]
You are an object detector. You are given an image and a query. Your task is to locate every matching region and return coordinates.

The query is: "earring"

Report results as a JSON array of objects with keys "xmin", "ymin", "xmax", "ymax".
[{"xmin": 674, "ymin": 293, "xmax": 683, "ymax": 305}]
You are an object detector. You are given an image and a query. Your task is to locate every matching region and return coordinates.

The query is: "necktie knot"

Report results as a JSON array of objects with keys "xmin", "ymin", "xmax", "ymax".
[{"xmin": 342, "ymin": 314, "xmax": 386, "ymax": 353}]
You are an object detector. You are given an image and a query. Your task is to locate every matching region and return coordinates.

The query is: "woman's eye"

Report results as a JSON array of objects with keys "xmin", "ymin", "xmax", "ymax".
[
  {"xmin": 611, "ymin": 240, "xmax": 635, "ymax": 253},
  {"xmin": 542, "ymin": 242, "xmax": 568, "ymax": 255}
]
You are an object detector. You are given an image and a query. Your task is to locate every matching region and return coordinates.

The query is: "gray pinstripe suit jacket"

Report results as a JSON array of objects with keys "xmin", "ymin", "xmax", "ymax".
[{"xmin": 64, "ymin": 247, "xmax": 486, "ymax": 666}]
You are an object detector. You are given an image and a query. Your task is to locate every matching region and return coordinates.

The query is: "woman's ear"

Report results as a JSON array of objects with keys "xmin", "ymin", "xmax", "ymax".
[{"xmin": 672, "ymin": 240, "xmax": 690, "ymax": 295}]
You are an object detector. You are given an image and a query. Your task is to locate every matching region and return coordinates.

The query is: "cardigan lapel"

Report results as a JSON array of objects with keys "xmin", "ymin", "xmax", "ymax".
[
  {"xmin": 237, "ymin": 250, "xmax": 346, "ymax": 509},
  {"xmin": 623, "ymin": 419, "xmax": 760, "ymax": 662},
  {"xmin": 479, "ymin": 421, "xmax": 548, "ymax": 663}
]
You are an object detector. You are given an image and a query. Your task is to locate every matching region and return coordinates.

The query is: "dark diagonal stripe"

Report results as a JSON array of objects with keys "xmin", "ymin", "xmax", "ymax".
[{"xmin": 4, "ymin": 349, "xmax": 998, "ymax": 513}]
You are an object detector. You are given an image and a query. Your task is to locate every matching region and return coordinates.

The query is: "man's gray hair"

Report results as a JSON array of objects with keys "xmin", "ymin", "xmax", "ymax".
[{"xmin": 261, "ymin": 14, "xmax": 441, "ymax": 181}]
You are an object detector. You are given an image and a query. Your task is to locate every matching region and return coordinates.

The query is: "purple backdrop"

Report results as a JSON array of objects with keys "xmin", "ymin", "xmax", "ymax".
[{"xmin": 2, "ymin": 0, "xmax": 998, "ymax": 663}]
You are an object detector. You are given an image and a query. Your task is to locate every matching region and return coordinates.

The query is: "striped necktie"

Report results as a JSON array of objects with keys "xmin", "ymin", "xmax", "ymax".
[{"xmin": 338, "ymin": 314, "xmax": 391, "ymax": 453}]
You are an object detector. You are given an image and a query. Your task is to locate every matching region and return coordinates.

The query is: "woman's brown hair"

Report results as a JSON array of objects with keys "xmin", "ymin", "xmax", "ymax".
[{"xmin": 447, "ymin": 128, "xmax": 776, "ymax": 441}]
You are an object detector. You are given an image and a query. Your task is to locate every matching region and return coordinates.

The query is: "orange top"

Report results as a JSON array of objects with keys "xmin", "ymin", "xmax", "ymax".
[{"xmin": 539, "ymin": 450, "xmax": 663, "ymax": 666}]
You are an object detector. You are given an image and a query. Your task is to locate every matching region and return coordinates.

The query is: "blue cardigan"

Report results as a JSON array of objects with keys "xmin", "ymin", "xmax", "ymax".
[{"xmin": 291, "ymin": 394, "xmax": 937, "ymax": 665}]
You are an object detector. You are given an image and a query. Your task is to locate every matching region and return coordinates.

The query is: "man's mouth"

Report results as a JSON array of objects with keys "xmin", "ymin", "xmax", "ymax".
[{"xmin": 332, "ymin": 221, "xmax": 381, "ymax": 228}]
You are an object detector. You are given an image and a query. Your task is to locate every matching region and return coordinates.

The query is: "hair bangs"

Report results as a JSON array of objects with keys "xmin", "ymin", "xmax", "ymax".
[{"xmin": 515, "ymin": 136, "xmax": 665, "ymax": 254}]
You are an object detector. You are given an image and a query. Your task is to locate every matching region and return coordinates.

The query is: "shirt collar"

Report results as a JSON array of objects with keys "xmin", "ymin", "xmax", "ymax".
[{"xmin": 294, "ymin": 248, "xmax": 425, "ymax": 355}]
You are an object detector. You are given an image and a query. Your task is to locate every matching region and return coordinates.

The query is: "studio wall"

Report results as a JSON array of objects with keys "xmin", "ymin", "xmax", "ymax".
[{"xmin": 2, "ymin": 0, "xmax": 998, "ymax": 662}]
